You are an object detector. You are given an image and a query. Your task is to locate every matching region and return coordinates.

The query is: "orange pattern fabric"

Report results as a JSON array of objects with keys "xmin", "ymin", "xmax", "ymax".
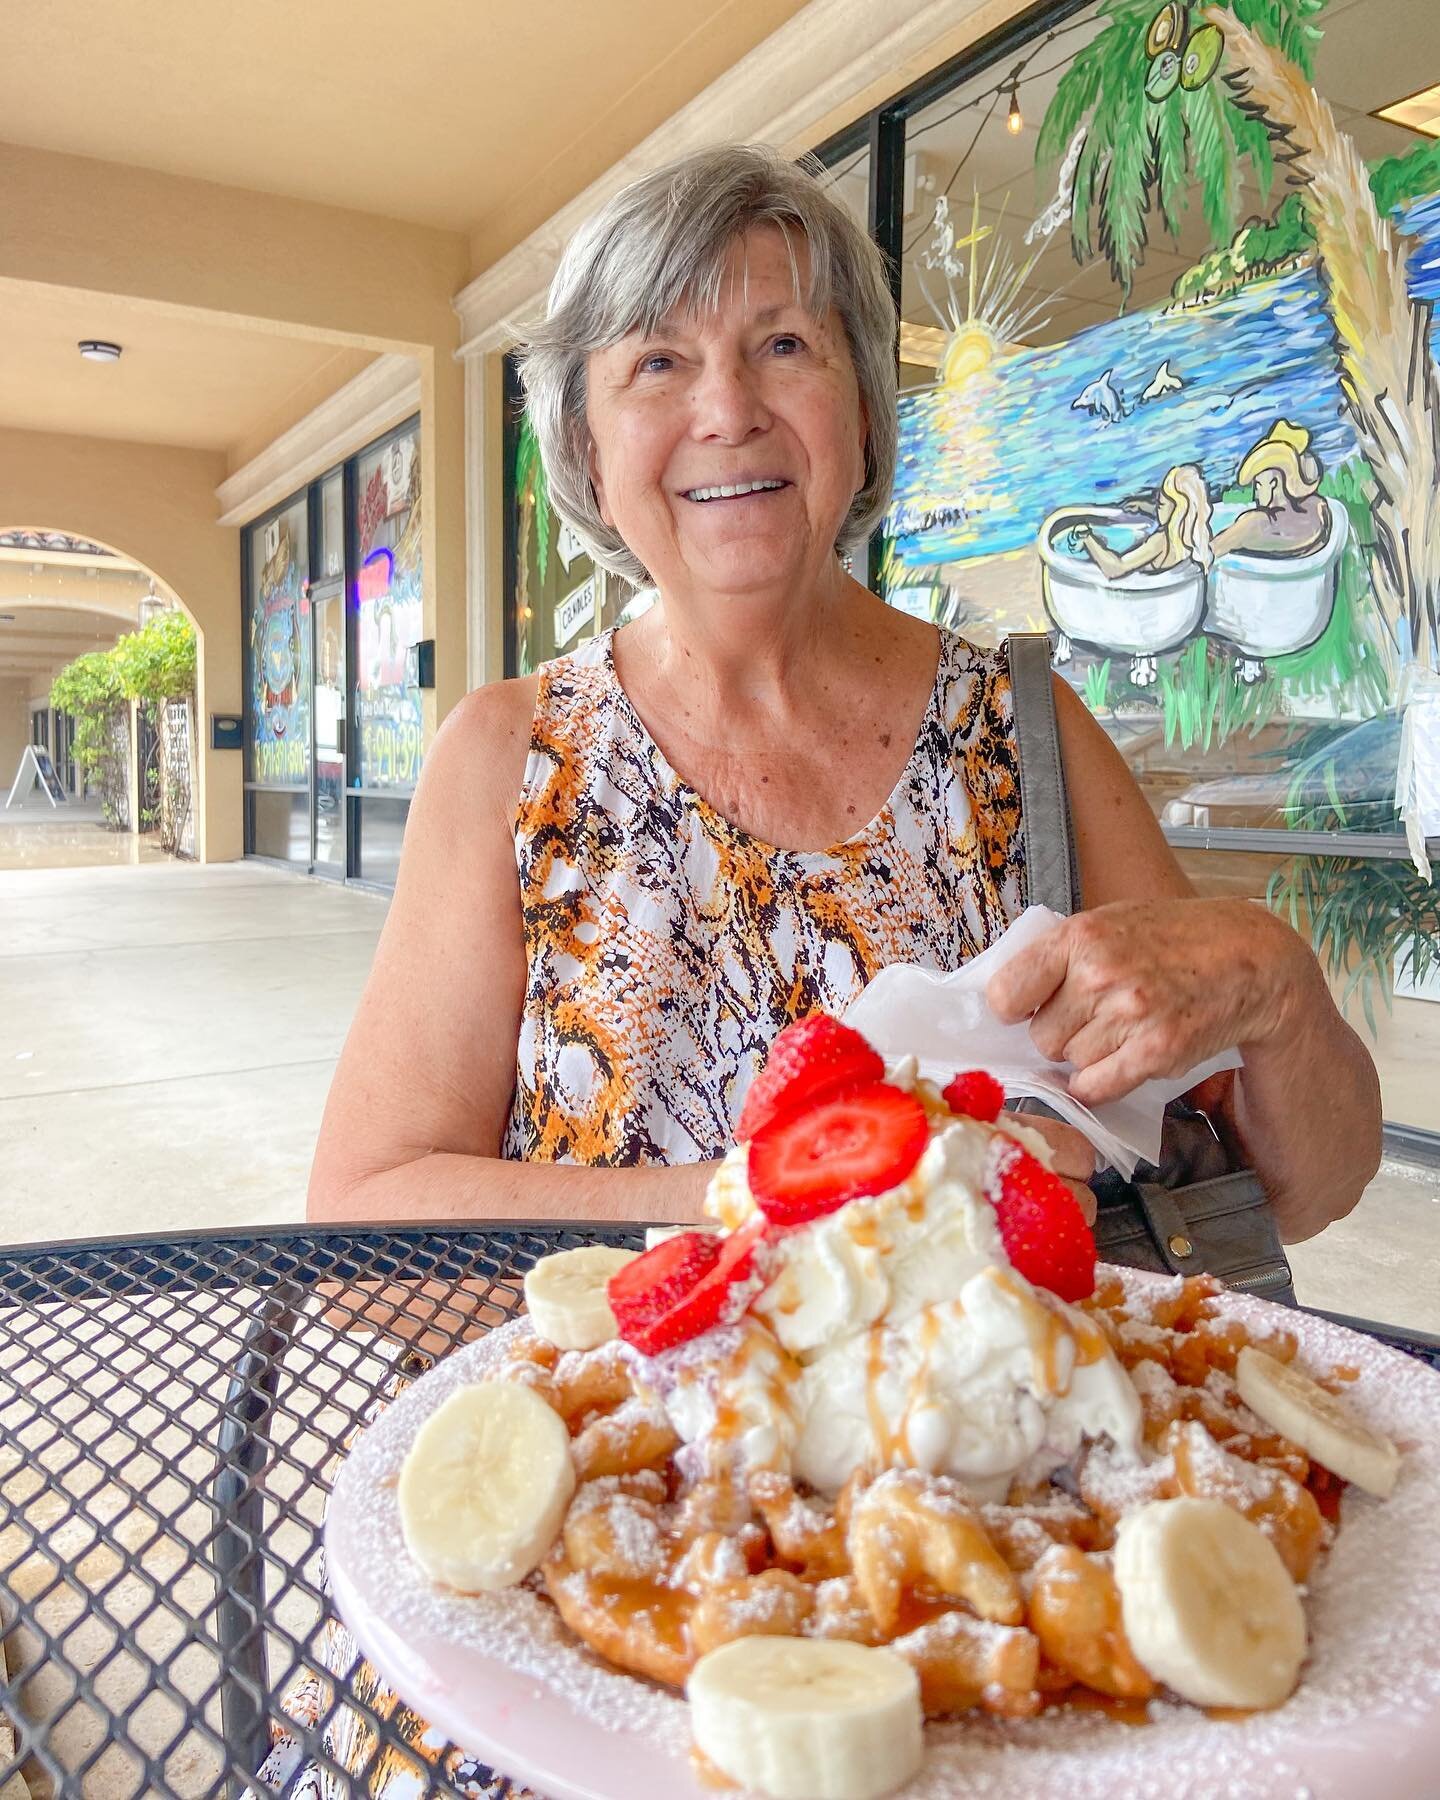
[{"xmin": 502, "ymin": 627, "xmax": 1027, "ymax": 1166}]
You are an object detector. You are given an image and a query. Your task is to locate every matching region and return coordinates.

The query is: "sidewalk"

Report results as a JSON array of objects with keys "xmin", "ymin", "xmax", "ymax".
[
  {"xmin": 0, "ymin": 860, "xmax": 388, "ymax": 1243},
  {"xmin": 0, "ymin": 801, "xmax": 171, "ymax": 873},
  {"xmin": 0, "ymin": 857, "xmax": 1436, "ymax": 1332}
]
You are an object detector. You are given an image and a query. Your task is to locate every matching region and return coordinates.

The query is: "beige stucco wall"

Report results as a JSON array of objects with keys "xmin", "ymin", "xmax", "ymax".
[
  {"xmin": 0, "ymin": 143, "xmax": 469, "ymax": 355},
  {"xmin": 0, "ymin": 429, "xmax": 241, "ymax": 860},
  {"xmin": 0, "ymin": 678, "xmax": 31, "ymax": 795}
]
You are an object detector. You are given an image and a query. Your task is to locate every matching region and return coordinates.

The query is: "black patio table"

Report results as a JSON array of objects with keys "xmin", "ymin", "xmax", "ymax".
[{"xmin": 2, "ymin": 1221, "xmax": 1439, "ymax": 1800}]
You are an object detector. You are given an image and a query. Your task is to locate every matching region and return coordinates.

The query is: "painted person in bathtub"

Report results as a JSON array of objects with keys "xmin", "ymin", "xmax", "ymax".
[
  {"xmin": 1074, "ymin": 423, "xmax": 1327, "ymax": 582},
  {"xmin": 1211, "ymin": 421, "xmax": 1329, "ymax": 558},
  {"xmin": 1071, "ymin": 463, "xmax": 1213, "ymax": 582}
]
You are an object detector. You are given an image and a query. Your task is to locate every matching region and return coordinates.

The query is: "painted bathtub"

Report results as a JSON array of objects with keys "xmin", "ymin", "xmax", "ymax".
[
  {"xmin": 1038, "ymin": 500, "xmax": 1347, "ymax": 659},
  {"xmin": 1039, "ymin": 506, "xmax": 1207, "ymax": 654},
  {"xmin": 1202, "ymin": 500, "xmax": 1348, "ymax": 656}
]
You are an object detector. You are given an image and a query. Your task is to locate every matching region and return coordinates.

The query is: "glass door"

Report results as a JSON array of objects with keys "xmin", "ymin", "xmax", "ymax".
[{"xmin": 311, "ymin": 580, "xmax": 347, "ymax": 877}]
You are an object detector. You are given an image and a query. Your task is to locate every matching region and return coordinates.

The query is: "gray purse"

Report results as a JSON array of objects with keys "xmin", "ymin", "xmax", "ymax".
[{"xmin": 1005, "ymin": 633, "xmax": 1296, "ymax": 1304}]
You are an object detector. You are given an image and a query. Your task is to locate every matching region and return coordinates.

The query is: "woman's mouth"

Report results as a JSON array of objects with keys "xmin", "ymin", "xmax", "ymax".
[{"xmin": 681, "ymin": 479, "xmax": 791, "ymax": 504}]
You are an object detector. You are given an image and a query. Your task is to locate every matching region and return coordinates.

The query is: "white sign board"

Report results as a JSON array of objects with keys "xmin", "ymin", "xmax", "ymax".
[
  {"xmin": 556, "ymin": 521, "xmax": 588, "ymax": 573},
  {"xmin": 554, "ymin": 575, "xmax": 598, "ymax": 649},
  {"xmin": 5, "ymin": 743, "xmax": 68, "ymax": 809}
]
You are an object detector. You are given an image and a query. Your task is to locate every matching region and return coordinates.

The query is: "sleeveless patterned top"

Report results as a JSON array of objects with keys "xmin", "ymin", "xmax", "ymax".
[{"xmin": 501, "ymin": 626, "xmax": 1028, "ymax": 1167}]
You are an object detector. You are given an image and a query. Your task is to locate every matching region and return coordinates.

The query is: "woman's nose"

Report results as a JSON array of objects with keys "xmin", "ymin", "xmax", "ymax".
[{"xmin": 688, "ymin": 354, "xmax": 770, "ymax": 442}]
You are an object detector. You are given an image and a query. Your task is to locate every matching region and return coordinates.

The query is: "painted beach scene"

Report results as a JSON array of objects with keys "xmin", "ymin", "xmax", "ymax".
[{"xmin": 878, "ymin": 0, "xmax": 1439, "ymax": 869}]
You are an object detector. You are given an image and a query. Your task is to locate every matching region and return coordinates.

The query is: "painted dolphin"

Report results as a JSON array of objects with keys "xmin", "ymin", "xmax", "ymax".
[
  {"xmin": 1071, "ymin": 369, "xmax": 1126, "ymax": 423},
  {"xmin": 1141, "ymin": 359, "xmax": 1183, "ymax": 402}
]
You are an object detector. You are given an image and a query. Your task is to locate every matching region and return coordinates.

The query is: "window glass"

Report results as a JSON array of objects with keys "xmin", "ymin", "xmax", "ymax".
[
  {"xmin": 506, "ymin": 368, "xmax": 606, "ymax": 675},
  {"xmin": 245, "ymin": 496, "xmax": 310, "ymax": 789},
  {"xmin": 354, "ymin": 424, "xmax": 423, "ymax": 791},
  {"xmin": 319, "ymin": 470, "xmax": 345, "ymax": 581}
]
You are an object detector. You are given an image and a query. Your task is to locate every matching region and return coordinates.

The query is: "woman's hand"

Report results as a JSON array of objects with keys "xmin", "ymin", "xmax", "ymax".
[
  {"xmin": 986, "ymin": 899, "xmax": 1317, "ymax": 1107},
  {"xmin": 1004, "ymin": 1110, "xmax": 1098, "ymax": 1224}
]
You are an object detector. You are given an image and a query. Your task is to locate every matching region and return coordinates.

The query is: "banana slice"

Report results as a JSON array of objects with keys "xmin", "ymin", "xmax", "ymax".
[
  {"xmin": 1114, "ymin": 1497, "xmax": 1306, "ymax": 1710},
  {"xmin": 398, "ymin": 1382, "xmax": 574, "ymax": 1592},
  {"xmin": 1236, "ymin": 1346, "xmax": 1400, "ymax": 1499},
  {"xmin": 523, "ymin": 1245, "xmax": 637, "ymax": 1350},
  {"xmin": 687, "ymin": 1636, "xmax": 923, "ymax": 1800}
]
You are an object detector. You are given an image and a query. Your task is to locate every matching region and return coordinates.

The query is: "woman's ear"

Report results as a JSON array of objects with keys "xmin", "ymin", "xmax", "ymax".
[{"xmin": 586, "ymin": 437, "xmax": 615, "ymax": 530}]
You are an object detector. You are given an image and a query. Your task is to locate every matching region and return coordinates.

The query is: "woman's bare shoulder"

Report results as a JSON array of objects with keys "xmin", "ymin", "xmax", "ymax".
[{"xmin": 421, "ymin": 673, "xmax": 540, "ymax": 823}]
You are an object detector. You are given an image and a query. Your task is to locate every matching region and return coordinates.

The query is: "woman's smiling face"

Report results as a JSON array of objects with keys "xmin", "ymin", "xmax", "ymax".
[{"xmin": 584, "ymin": 225, "xmax": 868, "ymax": 602}]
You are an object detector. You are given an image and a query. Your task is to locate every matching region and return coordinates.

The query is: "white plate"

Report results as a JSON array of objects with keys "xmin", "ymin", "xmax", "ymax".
[{"xmin": 326, "ymin": 1272, "xmax": 1440, "ymax": 1800}]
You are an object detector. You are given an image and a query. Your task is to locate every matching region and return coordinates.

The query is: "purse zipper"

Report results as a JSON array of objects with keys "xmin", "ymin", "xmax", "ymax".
[{"xmin": 1228, "ymin": 1265, "xmax": 1294, "ymax": 1295}]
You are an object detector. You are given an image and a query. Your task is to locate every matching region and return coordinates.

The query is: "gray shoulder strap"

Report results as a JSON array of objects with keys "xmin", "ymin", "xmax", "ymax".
[{"xmin": 1005, "ymin": 633, "xmax": 1081, "ymax": 916}]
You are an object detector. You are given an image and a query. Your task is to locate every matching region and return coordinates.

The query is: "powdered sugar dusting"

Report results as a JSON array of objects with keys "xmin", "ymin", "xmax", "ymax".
[
  {"xmin": 329, "ymin": 1270, "xmax": 1440, "ymax": 1799},
  {"xmin": 329, "ymin": 1317, "xmax": 690, "ymax": 1753}
]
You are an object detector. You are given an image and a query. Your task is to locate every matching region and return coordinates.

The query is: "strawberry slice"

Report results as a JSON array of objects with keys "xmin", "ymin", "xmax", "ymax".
[
  {"xmin": 607, "ymin": 1220, "xmax": 766, "ymax": 1355},
  {"xmin": 987, "ymin": 1138, "xmax": 1097, "ymax": 1302},
  {"xmin": 748, "ymin": 1082, "xmax": 930, "ymax": 1228},
  {"xmin": 942, "ymin": 1068, "xmax": 1006, "ymax": 1123},
  {"xmin": 737, "ymin": 1015, "xmax": 884, "ymax": 1142}
]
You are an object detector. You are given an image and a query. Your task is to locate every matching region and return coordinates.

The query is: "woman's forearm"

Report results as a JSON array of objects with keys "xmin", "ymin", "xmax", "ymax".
[
  {"xmin": 1225, "ymin": 967, "xmax": 1383, "ymax": 1243},
  {"xmin": 309, "ymin": 1149, "xmax": 717, "ymax": 1227}
]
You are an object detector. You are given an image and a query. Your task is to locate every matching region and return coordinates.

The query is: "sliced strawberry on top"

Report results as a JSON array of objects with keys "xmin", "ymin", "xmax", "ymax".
[
  {"xmin": 749, "ymin": 1082, "xmax": 930, "ymax": 1228},
  {"xmin": 987, "ymin": 1138, "xmax": 1097, "ymax": 1303},
  {"xmin": 607, "ymin": 1220, "xmax": 766, "ymax": 1356},
  {"xmin": 942, "ymin": 1068, "xmax": 1006, "ymax": 1123},
  {"xmin": 737, "ymin": 1015, "xmax": 884, "ymax": 1142}
]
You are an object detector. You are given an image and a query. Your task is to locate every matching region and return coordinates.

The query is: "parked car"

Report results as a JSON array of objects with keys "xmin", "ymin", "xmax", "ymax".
[{"xmin": 1159, "ymin": 713, "xmax": 1403, "ymax": 833}]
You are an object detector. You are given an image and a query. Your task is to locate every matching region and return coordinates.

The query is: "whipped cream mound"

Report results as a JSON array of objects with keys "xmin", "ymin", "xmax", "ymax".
[{"xmin": 657, "ymin": 1070, "xmax": 1143, "ymax": 1499}]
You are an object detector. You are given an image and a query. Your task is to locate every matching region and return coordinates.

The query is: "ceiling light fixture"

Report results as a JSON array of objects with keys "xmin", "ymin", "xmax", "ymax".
[
  {"xmin": 78, "ymin": 340, "xmax": 123, "ymax": 363},
  {"xmin": 1374, "ymin": 82, "xmax": 1440, "ymax": 139},
  {"xmin": 1006, "ymin": 78, "xmax": 1024, "ymax": 135}
]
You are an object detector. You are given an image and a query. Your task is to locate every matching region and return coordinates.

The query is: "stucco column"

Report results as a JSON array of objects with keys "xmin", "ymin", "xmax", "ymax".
[{"xmin": 420, "ymin": 345, "xmax": 469, "ymax": 734}]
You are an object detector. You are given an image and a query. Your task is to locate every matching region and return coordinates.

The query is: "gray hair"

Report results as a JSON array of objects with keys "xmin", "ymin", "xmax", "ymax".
[{"xmin": 516, "ymin": 143, "xmax": 899, "ymax": 589}]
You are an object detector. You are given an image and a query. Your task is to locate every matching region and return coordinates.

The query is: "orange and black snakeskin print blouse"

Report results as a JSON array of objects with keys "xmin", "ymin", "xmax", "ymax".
[{"xmin": 501, "ymin": 626, "xmax": 1027, "ymax": 1166}]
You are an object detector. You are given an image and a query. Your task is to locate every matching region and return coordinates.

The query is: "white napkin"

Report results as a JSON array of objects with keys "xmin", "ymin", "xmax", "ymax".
[{"xmin": 843, "ymin": 906, "xmax": 1242, "ymax": 1177}]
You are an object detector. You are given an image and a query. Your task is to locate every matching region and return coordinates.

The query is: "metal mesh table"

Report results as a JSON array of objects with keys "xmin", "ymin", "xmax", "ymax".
[
  {"xmin": 0, "ymin": 1222, "xmax": 643, "ymax": 1800},
  {"xmin": 2, "ymin": 1223, "xmax": 1438, "ymax": 1800}
]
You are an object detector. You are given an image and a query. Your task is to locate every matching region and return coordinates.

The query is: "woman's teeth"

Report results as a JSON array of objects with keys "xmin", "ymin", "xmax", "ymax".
[{"xmin": 685, "ymin": 480, "xmax": 787, "ymax": 502}]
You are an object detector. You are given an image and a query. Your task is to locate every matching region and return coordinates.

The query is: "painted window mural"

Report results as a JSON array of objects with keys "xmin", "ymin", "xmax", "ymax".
[
  {"xmin": 881, "ymin": 0, "xmax": 1440, "ymax": 1043},
  {"xmin": 245, "ymin": 495, "xmax": 311, "ymax": 790},
  {"xmin": 355, "ymin": 425, "xmax": 424, "ymax": 790}
]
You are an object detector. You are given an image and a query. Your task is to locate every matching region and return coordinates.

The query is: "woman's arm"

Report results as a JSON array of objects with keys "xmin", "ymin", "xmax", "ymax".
[
  {"xmin": 307, "ymin": 680, "xmax": 711, "ymax": 1227},
  {"xmin": 1078, "ymin": 527, "xmax": 1166, "ymax": 579},
  {"xmin": 988, "ymin": 679, "xmax": 1382, "ymax": 1242}
]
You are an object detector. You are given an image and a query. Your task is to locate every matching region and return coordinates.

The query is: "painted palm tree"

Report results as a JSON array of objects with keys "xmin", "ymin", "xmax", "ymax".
[
  {"xmin": 513, "ymin": 411, "xmax": 551, "ymax": 670},
  {"xmin": 1039, "ymin": 0, "xmax": 1440, "ymax": 673}
]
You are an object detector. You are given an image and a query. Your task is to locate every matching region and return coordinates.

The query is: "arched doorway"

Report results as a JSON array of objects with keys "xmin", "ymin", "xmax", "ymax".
[{"xmin": 0, "ymin": 527, "xmax": 200, "ymax": 866}]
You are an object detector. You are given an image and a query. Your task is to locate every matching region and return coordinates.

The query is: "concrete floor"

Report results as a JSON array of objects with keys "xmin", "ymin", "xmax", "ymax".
[
  {"xmin": 1, "ymin": 856, "xmax": 1437, "ymax": 1334},
  {"xmin": 1, "ymin": 859, "xmax": 388, "ymax": 1243},
  {"xmin": 0, "ymin": 800, "xmax": 170, "ymax": 872}
]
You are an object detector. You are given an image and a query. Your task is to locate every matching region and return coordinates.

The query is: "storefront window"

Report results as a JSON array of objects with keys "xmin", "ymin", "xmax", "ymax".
[
  {"xmin": 241, "ymin": 419, "xmax": 422, "ymax": 884},
  {"xmin": 319, "ymin": 469, "xmax": 345, "ymax": 581},
  {"xmin": 505, "ymin": 358, "xmax": 609, "ymax": 676},
  {"xmin": 354, "ymin": 424, "xmax": 424, "ymax": 791},
  {"xmin": 876, "ymin": 0, "xmax": 1439, "ymax": 1136},
  {"xmin": 244, "ymin": 494, "xmax": 311, "ymax": 864}
]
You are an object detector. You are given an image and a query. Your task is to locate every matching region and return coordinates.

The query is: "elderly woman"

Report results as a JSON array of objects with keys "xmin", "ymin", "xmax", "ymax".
[
  {"xmin": 281, "ymin": 142, "xmax": 1381, "ymax": 1800},
  {"xmin": 310, "ymin": 143, "xmax": 1378, "ymax": 1248}
]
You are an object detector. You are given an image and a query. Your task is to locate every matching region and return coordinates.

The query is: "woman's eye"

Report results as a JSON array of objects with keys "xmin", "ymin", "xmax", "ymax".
[
  {"xmin": 637, "ymin": 352, "xmax": 674, "ymax": 375},
  {"xmin": 771, "ymin": 334, "xmax": 805, "ymax": 355}
]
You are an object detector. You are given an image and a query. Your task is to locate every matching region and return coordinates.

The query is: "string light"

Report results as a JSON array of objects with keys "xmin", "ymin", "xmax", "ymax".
[{"xmin": 1007, "ymin": 80, "xmax": 1024, "ymax": 134}]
